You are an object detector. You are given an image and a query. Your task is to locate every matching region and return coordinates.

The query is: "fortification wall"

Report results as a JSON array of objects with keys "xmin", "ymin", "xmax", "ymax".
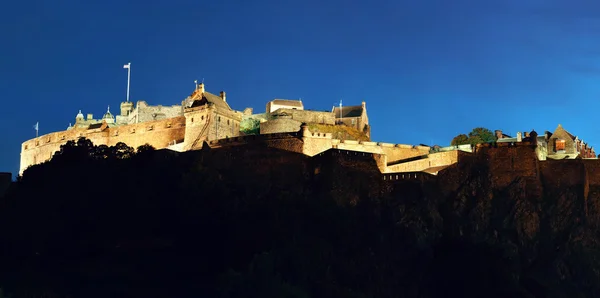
[
  {"xmin": 334, "ymin": 141, "xmax": 429, "ymax": 164},
  {"xmin": 385, "ymin": 150, "xmax": 459, "ymax": 173},
  {"xmin": 183, "ymin": 107, "xmax": 211, "ymax": 150},
  {"xmin": 207, "ymin": 132, "xmax": 305, "ymax": 156},
  {"xmin": 583, "ymin": 160, "xmax": 600, "ymax": 185},
  {"xmin": 270, "ymin": 108, "xmax": 335, "ymax": 125},
  {"xmin": 476, "ymin": 142, "xmax": 539, "ymax": 189},
  {"xmin": 302, "ymin": 130, "xmax": 334, "ymax": 156},
  {"xmin": 137, "ymin": 102, "xmax": 183, "ymax": 122},
  {"xmin": 260, "ymin": 118, "xmax": 302, "ymax": 134},
  {"xmin": 207, "ymin": 109, "xmax": 242, "ymax": 141},
  {"xmin": 20, "ymin": 116, "xmax": 187, "ymax": 174}
]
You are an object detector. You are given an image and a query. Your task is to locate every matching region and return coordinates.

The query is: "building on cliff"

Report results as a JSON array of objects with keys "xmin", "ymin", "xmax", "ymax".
[
  {"xmin": 332, "ymin": 101, "xmax": 370, "ymax": 138},
  {"xmin": 19, "ymin": 82, "xmax": 465, "ymax": 178},
  {"xmin": 19, "ymin": 83, "xmax": 250, "ymax": 174},
  {"xmin": 496, "ymin": 124, "xmax": 596, "ymax": 160}
]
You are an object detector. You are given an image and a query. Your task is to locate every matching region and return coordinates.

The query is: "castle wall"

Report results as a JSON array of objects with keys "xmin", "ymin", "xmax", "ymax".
[
  {"xmin": 134, "ymin": 101, "xmax": 183, "ymax": 123},
  {"xmin": 270, "ymin": 108, "xmax": 335, "ymax": 125},
  {"xmin": 302, "ymin": 131, "xmax": 334, "ymax": 156},
  {"xmin": 260, "ymin": 118, "xmax": 302, "ymax": 134},
  {"xmin": 334, "ymin": 141, "xmax": 429, "ymax": 164},
  {"xmin": 207, "ymin": 133, "xmax": 305, "ymax": 156},
  {"xmin": 183, "ymin": 107, "xmax": 211, "ymax": 150},
  {"xmin": 207, "ymin": 109, "xmax": 242, "ymax": 140},
  {"xmin": 476, "ymin": 143, "xmax": 539, "ymax": 189},
  {"xmin": 20, "ymin": 116, "xmax": 187, "ymax": 175},
  {"xmin": 385, "ymin": 151, "xmax": 459, "ymax": 173}
]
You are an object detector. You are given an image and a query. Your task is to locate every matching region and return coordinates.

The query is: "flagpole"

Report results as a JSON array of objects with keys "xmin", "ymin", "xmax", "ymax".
[{"xmin": 125, "ymin": 62, "xmax": 131, "ymax": 103}]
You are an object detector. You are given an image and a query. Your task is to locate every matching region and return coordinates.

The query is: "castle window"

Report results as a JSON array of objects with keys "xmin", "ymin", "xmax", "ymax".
[
  {"xmin": 114, "ymin": 131, "xmax": 119, "ymax": 136},
  {"xmin": 202, "ymin": 115, "xmax": 204, "ymax": 120},
  {"xmin": 131, "ymin": 128, "xmax": 136, "ymax": 134},
  {"xmin": 166, "ymin": 123, "xmax": 172, "ymax": 128},
  {"xmin": 191, "ymin": 118, "xmax": 194, "ymax": 123},
  {"xmin": 35, "ymin": 141, "xmax": 39, "ymax": 146},
  {"xmin": 148, "ymin": 125, "xmax": 154, "ymax": 131},
  {"xmin": 61, "ymin": 135, "xmax": 65, "ymax": 140},
  {"xmin": 227, "ymin": 120, "xmax": 230, "ymax": 125},
  {"xmin": 555, "ymin": 139, "xmax": 566, "ymax": 151},
  {"xmin": 24, "ymin": 145, "xmax": 28, "ymax": 150}
]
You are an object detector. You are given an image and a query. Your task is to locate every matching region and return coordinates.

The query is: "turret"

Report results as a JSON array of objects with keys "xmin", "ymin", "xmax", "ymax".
[
  {"xmin": 75, "ymin": 110, "xmax": 84, "ymax": 123},
  {"xmin": 102, "ymin": 106, "xmax": 115, "ymax": 124},
  {"xmin": 120, "ymin": 101, "xmax": 134, "ymax": 116}
]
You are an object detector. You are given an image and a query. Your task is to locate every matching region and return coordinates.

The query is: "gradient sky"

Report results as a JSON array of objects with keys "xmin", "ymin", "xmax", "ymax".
[{"xmin": 2, "ymin": 0, "xmax": 600, "ymax": 176}]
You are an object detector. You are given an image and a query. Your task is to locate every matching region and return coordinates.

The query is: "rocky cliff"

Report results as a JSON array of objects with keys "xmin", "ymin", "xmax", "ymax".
[{"xmin": 0, "ymin": 141, "xmax": 598, "ymax": 297}]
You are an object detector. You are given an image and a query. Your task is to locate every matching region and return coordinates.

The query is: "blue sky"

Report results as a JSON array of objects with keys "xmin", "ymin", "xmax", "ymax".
[{"xmin": 2, "ymin": 0, "xmax": 600, "ymax": 176}]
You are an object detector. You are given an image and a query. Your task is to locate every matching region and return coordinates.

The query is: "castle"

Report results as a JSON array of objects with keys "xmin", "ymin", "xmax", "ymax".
[{"xmin": 19, "ymin": 83, "xmax": 597, "ymax": 177}]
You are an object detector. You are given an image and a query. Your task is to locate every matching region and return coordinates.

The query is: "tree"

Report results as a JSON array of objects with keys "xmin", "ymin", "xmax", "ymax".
[
  {"xmin": 451, "ymin": 134, "xmax": 469, "ymax": 146},
  {"xmin": 450, "ymin": 127, "xmax": 496, "ymax": 146},
  {"xmin": 136, "ymin": 144, "xmax": 156, "ymax": 154},
  {"xmin": 111, "ymin": 142, "xmax": 135, "ymax": 159},
  {"xmin": 240, "ymin": 118, "xmax": 260, "ymax": 135},
  {"xmin": 468, "ymin": 127, "xmax": 496, "ymax": 145}
]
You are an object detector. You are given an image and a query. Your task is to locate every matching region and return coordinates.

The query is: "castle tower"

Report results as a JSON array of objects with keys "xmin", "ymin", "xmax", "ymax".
[
  {"xmin": 102, "ymin": 106, "xmax": 115, "ymax": 124},
  {"xmin": 75, "ymin": 110, "xmax": 84, "ymax": 123},
  {"xmin": 120, "ymin": 101, "xmax": 134, "ymax": 116}
]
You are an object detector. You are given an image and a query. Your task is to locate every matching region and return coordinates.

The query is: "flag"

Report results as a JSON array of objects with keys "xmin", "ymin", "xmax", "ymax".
[
  {"xmin": 123, "ymin": 63, "xmax": 130, "ymax": 69},
  {"xmin": 33, "ymin": 122, "xmax": 38, "ymax": 131}
]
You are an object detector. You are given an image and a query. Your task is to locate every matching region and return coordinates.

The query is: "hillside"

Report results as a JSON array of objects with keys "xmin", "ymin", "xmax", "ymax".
[
  {"xmin": 0, "ymin": 140, "xmax": 599, "ymax": 297},
  {"xmin": 307, "ymin": 123, "xmax": 370, "ymax": 141}
]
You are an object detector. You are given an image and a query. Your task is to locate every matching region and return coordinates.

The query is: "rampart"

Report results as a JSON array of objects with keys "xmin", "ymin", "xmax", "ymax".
[
  {"xmin": 333, "ymin": 140, "xmax": 430, "ymax": 164},
  {"xmin": 385, "ymin": 150, "xmax": 461, "ymax": 173},
  {"xmin": 20, "ymin": 116, "xmax": 187, "ymax": 174},
  {"xmin": 260, "ymin": 118, "xmax": 302, "ymax": 134},
  {"xmin": 269, "ymin": 108, "xmax": 335, "ymax": 125}
]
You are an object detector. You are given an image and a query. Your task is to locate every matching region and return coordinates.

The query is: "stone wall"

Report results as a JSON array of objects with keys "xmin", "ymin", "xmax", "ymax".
[
  {"xmin": 207, "ymin": 109, "xmax": 242, "ymax": 141},
  {"xmin": 476, "ymin": 142, "xmax": 539, "ymax": 189},
  {"xmin": 334, "ymin": 141, "xmax": 430, "ymax": 164},
  {"xmin": 135, "ymin": 101, "xmax": 183, "ymax": 123},
  {"xmin": 208, "ymin": 133, "xmax": 305, "ymax": 156},
  {"xmin": 20, "ymin": 116, "xmax": 187, "ymax": 175},
  {"xmin": 260, "ymin": 118, "xmax": 302, "ymax": 134},
  {"xmin": 270, "ymin": 108, "xmax": 335, "ymax": 125},
  {"xmin": 385, "ymin": 151, "xmax": 460, "ymax": 173}
]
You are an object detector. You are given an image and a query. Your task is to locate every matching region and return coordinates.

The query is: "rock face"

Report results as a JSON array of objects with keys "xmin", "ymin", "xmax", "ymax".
[{"xmin": 1, "ymin": 143, "xmax": 599, "ymax": 297}]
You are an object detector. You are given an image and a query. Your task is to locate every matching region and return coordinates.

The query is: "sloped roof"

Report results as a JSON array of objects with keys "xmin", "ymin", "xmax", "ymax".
[
  {"xmin": 554, "ymin": 124, "xmax": 576, "ymax": 140},
  {"xmin": 332, "ymin": 105, "xmax": 363, "ymax": 118},
  {"xmin": 271, "ymin": 99, "xmax": 303, "ymax": 108},
  {"xmin": 88, "ymin": 123, "xmax": 103, "ymax": 129},
  {"xmin": 190, "ymin": 91, "xmax": 232, "ymax": 110}
]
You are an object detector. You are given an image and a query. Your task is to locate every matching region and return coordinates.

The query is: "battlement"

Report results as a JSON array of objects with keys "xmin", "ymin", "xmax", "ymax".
[
  {"xmin": 382, "ymin": 171, "xmax": 436, "ymax": 182},
  {"xmin": 20, "ymin": 116, "xmax": 187, "ymax": 175},
  {"xmin": 207, "ymin": 131, "xmax": 301, "ymax": 148}
]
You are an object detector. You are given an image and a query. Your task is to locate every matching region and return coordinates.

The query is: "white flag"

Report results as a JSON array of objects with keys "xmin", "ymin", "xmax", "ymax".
[
  {"xmin": 33, "ymin": 122, "xmax": 38, "ymax": 131},
  {"xmin": 123, "ymin": 63, "xmax": 130, "ymax": 69}
]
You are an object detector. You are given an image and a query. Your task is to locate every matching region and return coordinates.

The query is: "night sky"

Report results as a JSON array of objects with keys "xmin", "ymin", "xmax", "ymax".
[{"xmin": 2, "ymin": 0, "xmax": 600, "ymax": 176}]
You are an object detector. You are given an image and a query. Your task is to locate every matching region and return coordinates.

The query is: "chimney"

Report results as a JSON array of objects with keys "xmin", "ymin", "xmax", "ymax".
[
  {"xmin": 495, "ymin": 130, "xmax": 503, "ymax": 140},
  {"xmin": 524, "ymin": 131, "xmax": 530, "ymax": 138},
  {"xmin": 517, "ymin": 132, "xmax": 522, "ymax": 142},
  {"xmin": 361, "ymin": 101, "xmax": 366, "ymax": 108},
  {"xmin": 220, "ymin": 91, "xmax": 226, "ymax": 102},
  {"xmin": 198, "ymin": 83, "xmax": 205, "ymax": 93},
  {"xmin": 87, "ymin": 114, "xmax": 93, "ymax": 121}
]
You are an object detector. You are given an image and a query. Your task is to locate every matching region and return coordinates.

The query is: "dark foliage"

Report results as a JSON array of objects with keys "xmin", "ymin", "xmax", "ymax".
[{"xmin": 0, "ymin": 138, "xmax": 598, "ymax": 297}]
